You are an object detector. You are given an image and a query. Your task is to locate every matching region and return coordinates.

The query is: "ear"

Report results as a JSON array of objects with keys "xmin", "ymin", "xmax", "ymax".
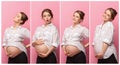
[{"xmin": 79, "ymin": 19, "xmax": 83, "ymax": 23}]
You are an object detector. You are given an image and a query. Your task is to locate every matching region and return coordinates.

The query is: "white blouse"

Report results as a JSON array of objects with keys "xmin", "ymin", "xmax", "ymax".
[
  {"xmin": 62, "ymin": 24, "xmax": 89, "ymax": 54},
  {"xmin": 3, "ymin": 26, "xmax": 30, "ymax": 55},
  {"xmin": 93, "ymin": 21, "xmax": 117, "ymax": 59},
  {"xmin": 32, "ymin": 23, "xmax": 59, "ymax": 49}
]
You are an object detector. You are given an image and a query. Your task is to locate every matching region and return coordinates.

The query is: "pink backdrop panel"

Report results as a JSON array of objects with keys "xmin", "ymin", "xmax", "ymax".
[
  {"xmin": 1, "ymin": 1, "xmax": 30, "ymax": 63},
  {"xmin": 61, "ymin": 1, "xmax": 89, "ymax": 63},
  {"xmin": 90, "ymin": 1, "xmax": 119, "ymax": 63},
  {"xmin": 30, "ymin": 1, "xmax": 60, "ymax": 63}
]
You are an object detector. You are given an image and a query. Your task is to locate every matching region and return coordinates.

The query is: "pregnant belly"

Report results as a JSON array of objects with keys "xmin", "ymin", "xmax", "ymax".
[
  {"xmin": 34, "ymin": 44, "xmax": 49, "ymax": 54},
  {"xmin": 6, "ymin": 46, "xmax": 22, "ymax": 58},
  {"xmin": 66, "ymin": 45, "xmax": 80, "ymax": 57}
]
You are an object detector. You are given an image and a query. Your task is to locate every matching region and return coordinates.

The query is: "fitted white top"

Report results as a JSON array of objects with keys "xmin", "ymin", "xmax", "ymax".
[
  {"xmin": 32, "ymin": 23, "xmax": 59, "ymax": 49},
  {"xmin": 62, "ymin": 24, "xmax": 89, "ymax": 54},
  {"xmin": 3, "ymin": 26, "xmax": 30, "ymax": 55},
  {"xmin": 93, "ymin": 21, "xmax": 117, "ymax": 59}
]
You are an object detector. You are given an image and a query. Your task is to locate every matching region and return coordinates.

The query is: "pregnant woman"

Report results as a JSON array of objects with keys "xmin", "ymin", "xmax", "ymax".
[
  {"xmin": 93, "ymin": 8, "xmax": 118, "ymax": 63},
  {"xmin": 62, "ymin": 10, "xmax": 89, "ymax": 63},
  {"xmin": 32, "ymin": 8, "xmax": 59, "ymax": 63},
  {"xmin": 2, "ymin": 12, "xmax": 30, "ymax": 63}
]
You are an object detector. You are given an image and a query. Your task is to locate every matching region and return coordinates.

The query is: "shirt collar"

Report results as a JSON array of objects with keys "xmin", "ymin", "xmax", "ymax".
[
  {"xmin": 11, "ymin": 26, "xmax": 21, "ymax": 29},
  {"xmin": 71, "ymin": 24, "xmax": 81, "ymax": 28},
  {"xmin": 100, "ymin": 21, "xmax": 111, "ymax": 28},
  {"xmin": 42, "ymin": 23, "xmax": 53, "ymax": 27}
]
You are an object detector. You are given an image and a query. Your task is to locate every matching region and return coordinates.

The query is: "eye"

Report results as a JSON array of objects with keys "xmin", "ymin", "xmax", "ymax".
[
  {"xmin": 48, "ymin": 14, "xmax": 51, "ymax": 17},
  {"xmin": 43, "ymin": 15, "xmax": 46, "ymax": 17},
  {"xmin": 76, "ymin": 16, "xmax": 79, "ymax": 18}
]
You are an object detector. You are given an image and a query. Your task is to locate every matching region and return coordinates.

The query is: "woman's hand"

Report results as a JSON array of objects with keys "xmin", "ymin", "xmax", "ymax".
[
  {"xmin": 84, "ymin": 43, "xmax": 89, "ymax": 48},
  {"xmin": 26, "ymin": 44, "xmax": 30, "ymax": 48},
  {"xmin": 38, "ymin": 46, "xmax": 56, "ymax": 58},
  {"xmin": 62, "ymin": 46, "xmax": 68, "ymax": 55},
  {"xmin": 38, "ymin": 53, "xmax": 49, "ymax": 58},
  {"xmin": 63, "ymin": 49, "xmax": 69, "ymax": 56},
  {"xmin": 32, "ymin": 39, "xmax": 44, "ymax": 47},
  {"xmin": 36, "ymin": 39, "xmax": 44, "ymax": 45},
  {"xmin": 3, "ymin": 47, "xmax": 9, "ymax": 56},
  {"xmin": 95, "ymin": 52, "xmax": 104, "ymax": 59}
]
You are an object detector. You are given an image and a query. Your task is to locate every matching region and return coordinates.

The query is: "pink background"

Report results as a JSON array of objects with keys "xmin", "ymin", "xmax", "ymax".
[
  {"xmin": 1, "ymin": 1, "xmax": 119, "ymax": 64},
  {"xmin": 89, "ymin": 1, "xmax": 119, "ymax": 63},
  {"xmin": 1, "ymin": 1, "xmax": 30, "ymax": 63},
  {"xmin": 30, "ymin": 1, "xmax": 60, "ymax": 63},
  {"xmin": 60, "ymin": 1, "xmax": 89, "ymax": 63}
]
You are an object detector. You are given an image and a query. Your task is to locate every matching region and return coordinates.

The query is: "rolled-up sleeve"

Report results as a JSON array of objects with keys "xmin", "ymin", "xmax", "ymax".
[
  {"xmin": 2, "ymin": 29, "xmax": 7, "ymax": 47},
  {"xmin": 23, "ymin": 28, "xmax": 30, "ymax": 39},
  {"xmin": 82, "ymin": 27, "xmax": 89, "ymax": 38},
  {"xmin": 102, "ymin": 23, "xmax": 114, "ymax": 45},
  {"xmin": 61, "ymin": 29, "xmax": 67, "ymax": 46},
  {"xmin": 52, "ymin": 28, "xmax": 59, "ymax": 48}
]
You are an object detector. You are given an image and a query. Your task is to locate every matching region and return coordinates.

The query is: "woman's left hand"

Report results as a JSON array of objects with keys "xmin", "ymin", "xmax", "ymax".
[
  {"xmin": 95, "ymin": 52, "xmax": 104, "ymax": 59},
  {"xmin": 39, "ymin": 53, "xmax": 49, "ymax": 58}
]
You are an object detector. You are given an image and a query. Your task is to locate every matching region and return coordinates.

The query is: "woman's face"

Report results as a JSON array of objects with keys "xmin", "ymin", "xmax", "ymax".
[
  {"xmin": 72, "ymin": 12, "xmax": 81, "ymax": 24},
  {"xmin": 13, "ymin": 13, "xmax": 22, "ymax": 24},
  {"xmin": 42, "ymin": 12, "xmax": 52, "ymax": 24},
  {"xmin": 103, "ymin": 10, "xmax": 112, "ymax": 22}
]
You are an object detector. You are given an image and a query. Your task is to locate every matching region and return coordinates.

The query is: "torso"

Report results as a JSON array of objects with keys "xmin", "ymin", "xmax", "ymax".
[
  {"xmin": 65, "ymin": 45, "xmax": 80, "ymax": 57},
  {"xmin": 6, "ymin": 46, "xmax": 22, "ymax": 58},
  {"xmin": 34, "ymin": 44, "xmax": 49, "ymax": 54}
]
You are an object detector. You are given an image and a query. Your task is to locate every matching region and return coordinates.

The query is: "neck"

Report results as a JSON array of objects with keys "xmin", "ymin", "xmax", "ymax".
[
  {"xmin": 73, "ymin": 23, "xmax": 79, "ymax": 27},
  {"xmin": 44, "ymin": 22, "xmax": 51, "ymax": 26},
  {"xmin": 13, "ymin": 22, "xmax": 20, "ymax": 28}
]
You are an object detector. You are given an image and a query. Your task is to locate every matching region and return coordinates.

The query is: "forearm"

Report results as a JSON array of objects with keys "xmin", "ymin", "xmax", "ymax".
[
  {"xmin": 46, "ymin": 46, "xmax": 56, "ymax": 55},
  {"xmin": 62, "ymin": 45, "xmax": 66, "ymax": 51},
  {"xmin": 32, "ymin": 42, "xmax": 37, "ymax": 47},
  {"xmin": 84, "ymin": 43, "xmax": 89, "ymax": 48},
  {"xmin": 26, "ymin": 44, "xmax": 30, "ymax": 48},
  {"xmin": 101, "ymin": 42, "xmax": 109, "ymax": 54}
]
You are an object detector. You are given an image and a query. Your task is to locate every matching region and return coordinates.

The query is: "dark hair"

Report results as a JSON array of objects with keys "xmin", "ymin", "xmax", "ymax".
[
  {"xmin": 106, "ymin": 8, "xmax": 117, "ymax": 20},
  {"xmin": 20, "ymin": 12, "xmax": 28, "ymax": 25},
  {"xmin": 74, "ymin": 10, "xmax": 85, "ymax": 20},
  {"xmin": 41, "ymin": 8, "xmax": 53, "ymax": 18}
]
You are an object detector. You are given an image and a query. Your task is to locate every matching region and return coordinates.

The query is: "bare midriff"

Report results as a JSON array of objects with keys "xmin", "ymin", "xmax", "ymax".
[
  {"xmin": 65, "ymin": 45, "xmax": 80, "ymax": 57},
  {"xmin": 6, "ymin": 46, "xmax": 22, "ymax": 58},
  {"xmin": 34, "ymin": 44, "xmax": 49, "ymax": 54}
]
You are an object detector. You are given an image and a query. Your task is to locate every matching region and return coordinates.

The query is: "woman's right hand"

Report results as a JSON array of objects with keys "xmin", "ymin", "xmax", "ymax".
[
  {"xmin": 62, "ymin": 46, "xmax": 69, "ymax": 55},
  {"xmin": 63, "ymin": 49, "xmax": 69, "ymax": 55},
  {"xmin": 32, "ymin": 39, "xmax": 44, "ymax": 47},
  {"xmin": 3, "ymin": 47, "xmax": 9, "ymax": 56}
]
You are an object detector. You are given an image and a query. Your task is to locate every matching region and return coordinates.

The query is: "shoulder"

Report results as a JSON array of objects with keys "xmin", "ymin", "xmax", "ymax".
[
  {"xmin": 20, "ymin": 27, "xmax": 30, "ymax": 32},
  {"xmin": 64, "ymin": 26, "xmax": 71, "ymax": 32},
  {"xmin": 4, "ymin": 26, "xmax": 12, "ymax": 32},
  {"xmin": 105, "ymin": 22, "xmax": 113, "ymax": 27},
  {"xmin": 96, "ymin": 25, "xmax": 101, "ymax": 30},
  {"xmin": 35, "ymin": 26, "xmax": 42, "ymax": 31},
  {"xmin": 50, "ymin": 24, "xmax": 58, "ymax": 31}
]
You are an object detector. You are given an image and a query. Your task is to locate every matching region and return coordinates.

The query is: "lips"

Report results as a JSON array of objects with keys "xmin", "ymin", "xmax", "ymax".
[{"xmin": 46, "ymin": 20, "xmax": 49, "ymax": 21}]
